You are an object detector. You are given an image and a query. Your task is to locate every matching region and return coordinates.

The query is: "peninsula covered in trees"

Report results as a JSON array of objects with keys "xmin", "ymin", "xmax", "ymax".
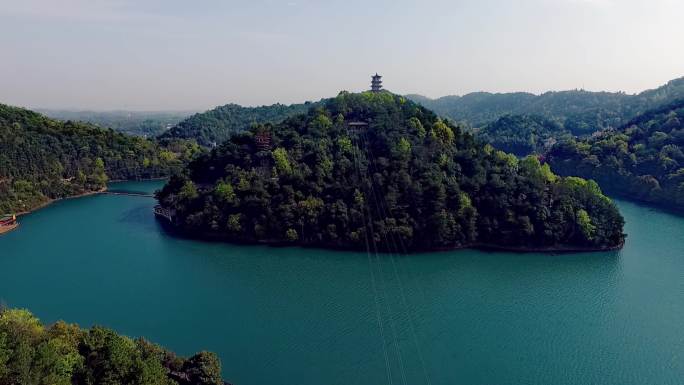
[
  {"xmin": 0, "ymin": 104, "xmax": 200, "ymax": 214},
  {"xmin": 0, "ymin": 307, "xmax": 228, "ymax": 385},
  {"xmin": 547, "ymin": 99, "xmax": 684, "ymax": 213},
  {"xmin": 156, "ymin": 92, "xmax": 625, "ymax": 252}
]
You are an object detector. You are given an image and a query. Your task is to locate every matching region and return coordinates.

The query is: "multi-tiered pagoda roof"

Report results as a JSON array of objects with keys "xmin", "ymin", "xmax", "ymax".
[{"xmin": 371, "ymin": 73, "xmax": 382, "ymax": 92}]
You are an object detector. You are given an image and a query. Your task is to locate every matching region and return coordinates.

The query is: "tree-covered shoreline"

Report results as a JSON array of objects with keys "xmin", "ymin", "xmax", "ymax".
[
  {"xmin": 0, "ymin": 307, "xmax": 229, "ymax": 385},
  {"xmin": 0, "ymin": 104, "xmax": 200, "ymax": 214},
  {"xmin": 157, "ymin": 92, "xmax": 625, "ymax": 252}
]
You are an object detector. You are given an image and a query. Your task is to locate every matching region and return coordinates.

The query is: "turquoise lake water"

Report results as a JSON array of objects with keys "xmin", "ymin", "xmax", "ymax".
[{"xmin": 1, "ymin": 180, "xmax": 683, "ymax": 385}]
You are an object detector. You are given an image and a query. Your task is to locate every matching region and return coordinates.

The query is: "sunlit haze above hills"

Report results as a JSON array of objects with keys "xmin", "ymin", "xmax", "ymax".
[{"xmin": 1, "ymin": 0, "xmax": 683, "ymax": 110}]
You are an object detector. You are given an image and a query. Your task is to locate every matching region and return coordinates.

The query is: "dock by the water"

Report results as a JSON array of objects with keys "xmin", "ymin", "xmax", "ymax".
[
  {"xmin": 153, "ymin": 205, "xmax": 174, "ymax": 222},
  {"xmin": 102, "ymin": 191, "xmax": 154, "ymax": 198}
]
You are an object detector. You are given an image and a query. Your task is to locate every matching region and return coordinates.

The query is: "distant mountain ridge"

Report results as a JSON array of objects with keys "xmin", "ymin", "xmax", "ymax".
[
  {"xmin": 152, "ymin": 77, "xmax": 684, "ymax": 152},
  {"xmin": 38, "ymin": 109, "xmax": 193, "ymax": 137},
  {"xmin": 407, "ymin": 77, "xmax": 684, "ymax": 134}
]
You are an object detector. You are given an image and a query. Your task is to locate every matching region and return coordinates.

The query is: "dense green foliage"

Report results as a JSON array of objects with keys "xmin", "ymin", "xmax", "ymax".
[
  {"xmin": 407, "ymin": 77, "xmax": 684, "ymax": 134},
  {"xmin": 0, "ymin": 104, "xmax": 200, "ymax": 214},
  {"xmin": 38, "ymin": 110, "xmax": 192, "ymax": 137},
  {"xmin": 477, "ymin": 114, "xmax": 571, "ymax": 156},
  {"xmin": 157, "ymin": 92, "xmax": 624, "ymax": 251},
  {"xmin": 0, "ymin": 308, "xmax": 226, "ymax": 385},
  {"xmin": 547, "ymin": 99, "xmax": 684, "ymax": 213},
  {"xmin": 159, "ymin": 102, "xmax": 317, "ymax": 146}
]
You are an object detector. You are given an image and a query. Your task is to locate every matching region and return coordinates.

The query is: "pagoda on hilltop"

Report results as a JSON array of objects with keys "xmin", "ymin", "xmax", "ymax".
[{"xmin": 370, "ymin": 73, "xmax": 382, "ymax": 92}]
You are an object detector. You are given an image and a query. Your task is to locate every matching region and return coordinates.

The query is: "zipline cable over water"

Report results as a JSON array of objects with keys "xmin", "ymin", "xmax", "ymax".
[
  {"xmin": 344, "ymin": 123, "xmax": 394, "ymax": 385},
  {"xmin": 360, "ymin": 129, "xmax": 433, "ymax": 385},
  {"xmin": 344, "ymin": 121, "xmax": 432, "ymax": 385},
  {"xmin": 355, "ymin": 130, "xmax": 410, "ymax": 385}
]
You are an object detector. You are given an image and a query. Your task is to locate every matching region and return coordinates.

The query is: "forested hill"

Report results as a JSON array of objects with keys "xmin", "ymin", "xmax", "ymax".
[
  {"xmin": 157, "ymin": 91, "xmax": 625, "ymax": 252},
  {"xmin": 477, "ymin": 114, "xmax": 571, "ymax": 156},
  {"xmin": 0, "ymin": 308, "xmax": 228, "ymax": 385},
  {"xmin": 407, "ymin": 76, "xmax": 684, "ymax": 134},
  {"xmin": 159, "ymin": 102, "xmax": 317, "ymax": 146},
  {"xmin": 547, "ymin": 99, "xmax": 684, "ymax": 213},
  {"xmin": 0, "ymin": 104, "xmax": 199, "ymax": 214}
]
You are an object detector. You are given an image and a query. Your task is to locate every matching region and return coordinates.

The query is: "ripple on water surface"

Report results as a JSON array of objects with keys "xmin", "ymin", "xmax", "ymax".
[{"xmin": 0, "ymin": 181, "xmax": 683, "ymax": 385}]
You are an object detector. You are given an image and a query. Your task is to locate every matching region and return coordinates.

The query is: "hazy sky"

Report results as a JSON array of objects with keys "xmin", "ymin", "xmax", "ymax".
[{"xmin": 1, "ymin": 0, "xmax": 683, "ymax": 111}]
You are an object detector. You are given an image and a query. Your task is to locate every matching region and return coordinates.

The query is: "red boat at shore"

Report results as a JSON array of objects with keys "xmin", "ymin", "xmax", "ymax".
[{"xmin": 0, "ymin": 214, "xmax": 18, "ymax": 235}]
